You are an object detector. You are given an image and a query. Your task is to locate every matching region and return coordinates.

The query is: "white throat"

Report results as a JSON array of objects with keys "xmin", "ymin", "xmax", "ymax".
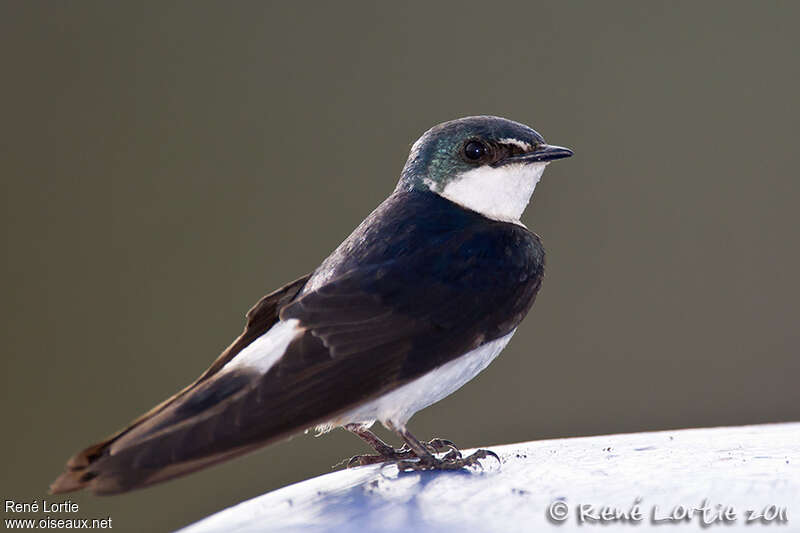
[{"xmin": 434, "ymin": 162, "xmax": 548, "ymax": 223}]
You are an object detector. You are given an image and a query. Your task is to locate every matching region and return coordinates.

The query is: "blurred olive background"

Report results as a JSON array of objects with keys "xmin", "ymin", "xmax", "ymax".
[{"xmin": 2, "ymin": 1, "xmax": 799, "ymax": 531}]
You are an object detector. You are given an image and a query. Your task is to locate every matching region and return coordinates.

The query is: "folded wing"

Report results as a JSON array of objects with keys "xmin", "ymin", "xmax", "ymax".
[{"xmin": 52, "ymin": 211, "xmax": 544, "ymax": 494}]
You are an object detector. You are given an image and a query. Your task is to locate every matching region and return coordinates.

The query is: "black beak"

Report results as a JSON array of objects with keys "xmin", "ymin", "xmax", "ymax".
[{"xmin": 495, "ymin": 144, "xmax": 574, "ymax": 166}]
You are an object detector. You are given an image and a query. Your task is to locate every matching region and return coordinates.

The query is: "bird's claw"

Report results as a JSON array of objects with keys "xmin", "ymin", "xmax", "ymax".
[
  {"xmin": 344, "ymin": 451, "xmax": 411, "ymax": 468},
  {"xmin": 424, "ymin": 438, "xmax": 458, "ymax": 454},
  {"xmin": 342, "ymin": 446, "xmax": 417, "ymax": 468},
  {"xmin": 395, "ymin": 448, "xmax": 500, "ymax": 472},
  {"xmin": 339, "ymin": 438, "xmax": 463, "ymax": 469}
]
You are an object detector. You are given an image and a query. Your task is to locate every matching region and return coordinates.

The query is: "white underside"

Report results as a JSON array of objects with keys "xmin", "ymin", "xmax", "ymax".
[
  {"xmin": 437, "ymin": 162, "xmax": 547, "ymax": 224},
  {"xmin": 325, "ymin": 329, "xmax": 516, "ymax": 430},
  {"xmin": 222, "ymin": 311, "xmax": 516, "ymax": 433},
  {"xmin": 222, "ymin": 319, "xmax": 301, "ymax": 373}
]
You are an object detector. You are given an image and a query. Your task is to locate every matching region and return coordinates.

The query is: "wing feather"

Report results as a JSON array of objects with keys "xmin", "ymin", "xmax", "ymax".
[
  {"xmin": 51, "ymin": 193, "xmax": 546, "ymax": 495},
  {"xmin": 50, "ymin": 274, "xmax": 310, "ymax": 494}
]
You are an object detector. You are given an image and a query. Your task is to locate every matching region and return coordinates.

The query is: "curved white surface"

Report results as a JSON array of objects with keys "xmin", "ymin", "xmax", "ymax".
[{"xmin": 179, "ymin": 423, "xmax": 799, "ymax": 533}]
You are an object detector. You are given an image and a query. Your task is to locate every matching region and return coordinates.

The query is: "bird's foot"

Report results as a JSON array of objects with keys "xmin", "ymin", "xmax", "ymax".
[
  {"xmin": 343, "ymin": 438, "xmax": 457, "ymax": 468},
  {"xmin": 344, "ymin": 446, "xmax": 415, "ymax": 468},
  {"xmin": 396, "ymin": 448, "xmax": 500, "ymax": 472}
]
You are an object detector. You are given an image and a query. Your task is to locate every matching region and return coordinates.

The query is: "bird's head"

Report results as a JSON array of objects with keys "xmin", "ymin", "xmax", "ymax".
[{"xmin": 397, "ymin": 116, "xmax": 572, "ymax": 223}]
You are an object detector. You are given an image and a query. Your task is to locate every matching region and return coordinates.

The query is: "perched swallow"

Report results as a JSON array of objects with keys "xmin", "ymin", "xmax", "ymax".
[{"xmin": 51, "ymin": 115, "xmax": 572, "ymax": 495}]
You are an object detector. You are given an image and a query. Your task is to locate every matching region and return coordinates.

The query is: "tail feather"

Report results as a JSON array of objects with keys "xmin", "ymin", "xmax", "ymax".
[
  {"xmin": 50, "ymin": 368, "xmax": 269, "ymax": 495},
  {"xmin": 50, "ymin": 275, "xmax": 312, "ymax": 495},
  {"xmin": 52, "ymin": 443, "xmax": 259, "ymax": 495},
  {"xmin": 49, "ymin": 363, "xmax": 335, "ymax": 494}
]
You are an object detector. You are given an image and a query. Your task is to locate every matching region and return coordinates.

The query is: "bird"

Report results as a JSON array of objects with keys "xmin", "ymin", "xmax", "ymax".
[{"xmin": 51, "ymin": 115, "xmax": 572, "ymax": 495}]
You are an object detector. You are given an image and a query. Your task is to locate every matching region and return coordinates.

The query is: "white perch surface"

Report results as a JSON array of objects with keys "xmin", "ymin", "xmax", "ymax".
[{"xmin": 181, "ymin": 423, "xmax": 799, "ymax": 532}]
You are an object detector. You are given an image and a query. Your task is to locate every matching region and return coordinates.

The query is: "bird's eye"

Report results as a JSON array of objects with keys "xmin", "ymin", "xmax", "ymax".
[{"xmin": 463, "ymin": 140, "xmax": 487, "ymax": 161}]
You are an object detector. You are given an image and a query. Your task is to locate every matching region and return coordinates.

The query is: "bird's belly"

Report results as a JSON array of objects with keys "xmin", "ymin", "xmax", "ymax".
[{"xmin": 332, "ymin": 329, "xmax": 516, "ymax": 429}]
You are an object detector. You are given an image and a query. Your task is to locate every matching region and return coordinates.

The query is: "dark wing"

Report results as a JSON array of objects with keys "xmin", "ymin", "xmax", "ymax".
[
  {"xmin": 265, "ymin": 221, "xmax": 545, "ymax": 415},
  {"xmin": 50, "ymin": 274, "xmax": 310, "ymax": 494},
  {"xmin": 51, "ymin": 216, "xmax": 544, "ymax": 495}
]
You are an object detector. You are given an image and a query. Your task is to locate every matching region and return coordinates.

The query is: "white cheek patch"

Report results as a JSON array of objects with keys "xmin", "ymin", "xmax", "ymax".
[
  {"xmin": 438, "ymin": 162, "xmax": 548, "ymax": 223},
  {"xmin": 223, "ymin": 319, "xmax": 302, "ymax": 374}
]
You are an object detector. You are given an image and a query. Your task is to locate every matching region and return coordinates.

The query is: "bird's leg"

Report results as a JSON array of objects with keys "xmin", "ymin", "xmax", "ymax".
[
  {"xmin": 342, "ymin": 424, "xmax": 415, "ymax": 467},
  {"xmin": 390, "ymin": 424, "xmax": 500, "ymax": 472},
  {"xmin": 341, "ymin": 423, "xmax": 458, "ymax": 468}
]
